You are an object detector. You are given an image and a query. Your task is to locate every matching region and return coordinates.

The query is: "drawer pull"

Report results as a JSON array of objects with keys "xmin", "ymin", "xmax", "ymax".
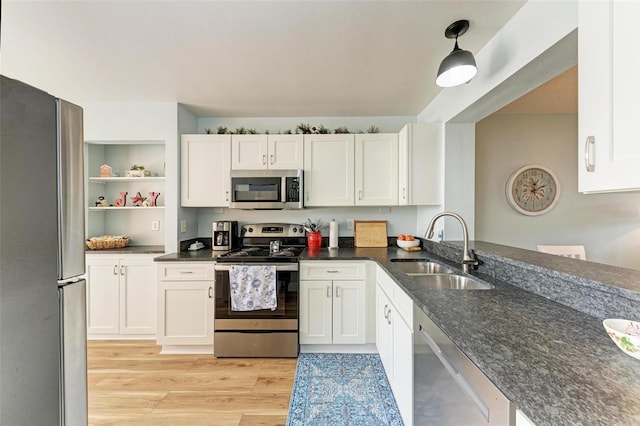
[
  {"xmin": 113, "ymin": 265, "xmax": 118, "ymax": 276},
  {"xmin": 326, "ymin": 286, "xmax": 332, "ymax": 298},
  {"xmin": 326, "ymin": 270, "xmax": 339, "ymax": 273},
  {"xmin": 120, "ymin": 265, "xmax": 125, "ymax": 276},
  {"xmin": 585, "ymin": 136, "xmax": 595, "ymax": 172},
  {"xmin": 335, "ymin": 286, "xmax": 341, "ymax": 297},
  {"xmin": 208, "ymin": 286, "xmax": 213, "ymax": 298},
  {"xmin": 180, "ymin": 271, "xmax": 194, "ymax": 274}
]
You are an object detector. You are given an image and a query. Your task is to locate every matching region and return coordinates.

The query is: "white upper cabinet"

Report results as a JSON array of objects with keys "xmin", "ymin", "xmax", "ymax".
[
  {"xmin": 181, "ymin": 134, "xmax": 230, "ymax": 207},
  {"xmin": 398, "ymin": 123, "xmax": 443, "ymax": 205},
  {"xmin": 304, "ymin": 134, "xmax": 355, "ymax": 206},
  {"xmin": 578, "ymin": 1, "xmax": 640, "ymax": 193},
  {"xmin": 355, "ymin": 134, "xmax": 398, "ymax": 206},
  {"xmin": 231, "ymin": 134, "xmax": 303, "ymax": 170}
]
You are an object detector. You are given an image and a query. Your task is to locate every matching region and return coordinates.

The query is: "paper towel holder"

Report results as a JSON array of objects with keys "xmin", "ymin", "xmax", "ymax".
[{"xmin": 329, "ymin": 218, "xmax": 339, "ymax": 249}]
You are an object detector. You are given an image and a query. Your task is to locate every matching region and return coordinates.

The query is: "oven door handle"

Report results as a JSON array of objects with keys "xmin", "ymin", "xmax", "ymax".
[{"xmin": 214, "ymin": 263, "xmax": 299, "ymax": 272}]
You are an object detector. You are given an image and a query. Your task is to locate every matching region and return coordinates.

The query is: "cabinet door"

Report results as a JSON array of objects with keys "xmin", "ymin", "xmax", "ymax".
[
  {"xmin": 332, "ymin": 280, "xmax": 366, "ymax": 344},
  {"xmin": 299, "ymin": 280, "xmax": 333, "ymax": 344},
  {"xmin": 181, "ymin": 134, "xmax": 231, "ymax": 206},
  {"xmin": 119, "ymin": 258, "xmax": 156, "ymax": 335},
  {"xmin": 355, "ymin": 134, "xmax": 398, "ymax": 206},
  {"xmin": 304, "ymin": 134, "xmax": 355, "ymax": 206},
  {"xmin": 392, "ymin": 313, "xmax": 413, "ymax": 426},
  {"xmin": 398, "ymin": 123, "xmax": 443, "ymax": 205},
  {"xmin": 231, "ymin": 135, "xmax": 268, "ymax": 170},
  {"xmin": 86, "ymin": 256, "xmax": 119, "ymax": 335},
  {"xmin": 376, "ymin": 286, "xmax": 393, "ymax": 379},
  {"xmin": 578, "ymin": 2, "xmax": 640, "ymax": 193},
  {"xmin": 268, "ymin": 134, "xmax": 304, "ymax": 169},
  {"xmin": 157, "ymin": 281, "xmax": 214, "ymax": 345}
]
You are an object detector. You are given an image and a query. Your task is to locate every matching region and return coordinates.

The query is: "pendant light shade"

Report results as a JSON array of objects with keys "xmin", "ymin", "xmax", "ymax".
[{"xmin": 436, "ymin": 20, "xmax": 477, "ymax": 88}]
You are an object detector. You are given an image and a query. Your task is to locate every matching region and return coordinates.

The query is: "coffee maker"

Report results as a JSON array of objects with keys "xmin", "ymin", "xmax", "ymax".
[{"xmin": 212, "ymin": 221, "xmax": 238, "ymax": 251}]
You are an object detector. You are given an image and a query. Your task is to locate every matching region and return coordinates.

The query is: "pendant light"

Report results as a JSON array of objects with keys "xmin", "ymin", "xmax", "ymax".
[{"xmin": 436, "ymin": 20, "xmax": 477, "ymax": 88}]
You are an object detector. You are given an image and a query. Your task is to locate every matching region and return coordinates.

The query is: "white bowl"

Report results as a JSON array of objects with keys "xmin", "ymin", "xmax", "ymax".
[
  {"xmin": 396, "ymin": 239, "xmax": 420, "ymax": 248},
  {"xmin": 603, "ymin": 319, "xmax": 640, "ymax": 360}
]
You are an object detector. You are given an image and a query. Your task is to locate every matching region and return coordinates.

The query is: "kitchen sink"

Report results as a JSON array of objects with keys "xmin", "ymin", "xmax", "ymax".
[
  {"xmin": 390, "ymin": 259, "xmax": 454, "ymax": 275},
  {"xmin": 410, "ymin": 274, "xmax": 494, "ymax": 290}
]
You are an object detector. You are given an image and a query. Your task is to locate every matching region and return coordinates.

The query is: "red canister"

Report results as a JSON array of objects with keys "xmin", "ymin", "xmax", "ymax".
[{"xmin": 307, "ymin": 231, "xmax": 322, "ymax": 248}]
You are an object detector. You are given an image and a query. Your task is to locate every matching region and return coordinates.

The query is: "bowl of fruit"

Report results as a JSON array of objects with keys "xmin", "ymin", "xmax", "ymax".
[{"xmin": 397, "ymin": 234, "xmax": 420, "ymax": 248}]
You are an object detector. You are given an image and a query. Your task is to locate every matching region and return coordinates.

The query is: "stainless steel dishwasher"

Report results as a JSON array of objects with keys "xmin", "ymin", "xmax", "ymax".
[{"xmin": 414, "ymin": 306, "xmax": 515, "ymax": 425}]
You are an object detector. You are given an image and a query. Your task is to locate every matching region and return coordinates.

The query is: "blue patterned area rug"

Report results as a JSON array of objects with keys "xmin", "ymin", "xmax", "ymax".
[{"xmin": 286, "ymin": 353, "xmax": 404, "ymax": 426}]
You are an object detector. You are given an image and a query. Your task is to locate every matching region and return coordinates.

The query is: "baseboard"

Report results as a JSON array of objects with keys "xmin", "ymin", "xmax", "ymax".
[
  {"xmin": 300, "ymin": 343, "xmax": 378, "ymax": 353},
  {"xmin": 159, "ymin": 344, "xmax": 214, "ymax": 355}
]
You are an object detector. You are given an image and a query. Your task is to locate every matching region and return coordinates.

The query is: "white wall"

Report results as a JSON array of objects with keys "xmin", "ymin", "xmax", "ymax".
[
  {"xmin": 476, "ymin": 113, "xmax": 640, "ymax": 270},
  {"xmin": 83, "ymin": 102, "xmax": 180, "ymax": 250}
]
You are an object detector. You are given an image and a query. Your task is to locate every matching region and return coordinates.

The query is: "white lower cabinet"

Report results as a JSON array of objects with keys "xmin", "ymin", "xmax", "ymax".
[
  {"xmin": 299, "ymin": 261, "xmax": 367, "ymax": 345},
  {"xmin": 156, "ymin": 262, "xmax": 215, "ymax": 348},
  {"xmin": 86, "ymin": 253, "xmax": 157, "ymax": 338},
  {"xmin": 376, "ymin": 266, "xmax": 414, "ymax": 426}
]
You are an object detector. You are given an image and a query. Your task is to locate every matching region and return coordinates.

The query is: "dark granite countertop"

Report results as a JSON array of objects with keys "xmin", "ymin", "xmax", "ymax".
[
  {"xmin": 300, "ymin": 244, "xmax": 640, "ymax": 426},
  {"xmin": 154, "ymin": 249, "xmax": 225, "ymax": 261},
  {"xmin": 85, "ymin": 245, "xmax": 165, "ymax": 254}
]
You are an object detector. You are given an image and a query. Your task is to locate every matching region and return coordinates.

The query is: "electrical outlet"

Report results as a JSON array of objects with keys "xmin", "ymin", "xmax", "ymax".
[
  {"xmin": 180, "ymin": 220, "xmax": 187, "ymax": 233},
  {"xmin": 151, "ymin": 220, "xmax": 160, "ymax": 231},
  {"xmin": 347, "ymin": 219, "xmax": 355, "ymax": 230}
]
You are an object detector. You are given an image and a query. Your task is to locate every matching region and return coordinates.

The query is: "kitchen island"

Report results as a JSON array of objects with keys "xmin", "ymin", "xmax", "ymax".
[{"xmin": 301, "ymin": 242, "xmax": 640, "ymax": 426}]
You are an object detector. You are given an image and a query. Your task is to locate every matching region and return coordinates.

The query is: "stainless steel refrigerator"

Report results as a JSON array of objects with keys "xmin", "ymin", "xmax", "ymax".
[{"xmin": 1, "ymin": 75, "xmax": 88, "ymax": 425}]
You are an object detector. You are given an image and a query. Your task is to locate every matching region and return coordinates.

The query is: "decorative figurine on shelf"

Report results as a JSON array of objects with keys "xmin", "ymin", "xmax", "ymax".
[
  {"xmin": 114, "ymin": 192, "xmax": 128, "ymax": 207},
  {"xmin": 125, "ymin": 164, "xmax": 145, "ymax": 178},
  {"xmin": 100, "ymin": 165, "xmax": 112, "ymax": 177},
  {"xmin": 131, "ymin": 192, "xmax": 146, "ymax": 206},
  {"xmin": 94, "ymin": 196, "xmax": 108, "ymax": 207},
  {"xmin": 148, "ymin": 191, "xmax": 160, "ymax": 207}
]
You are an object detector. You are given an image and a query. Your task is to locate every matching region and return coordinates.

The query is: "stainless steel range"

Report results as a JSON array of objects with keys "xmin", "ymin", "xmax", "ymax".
[{"xmin": 213, "ymin": 223, "xmax": 306, "ymax": 358}]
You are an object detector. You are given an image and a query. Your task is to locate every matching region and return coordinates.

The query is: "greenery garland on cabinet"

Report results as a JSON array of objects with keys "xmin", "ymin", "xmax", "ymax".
[{"xmin": 203, "ymin": 123, "xmax": 381, "ymax": 135}]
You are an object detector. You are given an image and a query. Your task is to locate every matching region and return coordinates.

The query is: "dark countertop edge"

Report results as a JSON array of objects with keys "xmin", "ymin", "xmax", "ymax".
[
  {"xmin": 154, "ymin": 249, "xmax": 224, "ymax": 261},
  {"xmin": 299, "ymin": 246, "xmax": 640, "ymax": 426},
  {"xmin": 85, "ymin": 245, "xmax": 165, "ymax": 254}
]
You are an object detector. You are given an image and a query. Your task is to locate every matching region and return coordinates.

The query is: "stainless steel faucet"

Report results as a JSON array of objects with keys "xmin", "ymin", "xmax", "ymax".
[{"xmin": 424, "ymin": 212, "xmax": 478, "ymax": 273}]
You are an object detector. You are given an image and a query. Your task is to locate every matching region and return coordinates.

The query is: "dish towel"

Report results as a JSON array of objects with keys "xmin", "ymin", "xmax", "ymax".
[{"xmin": 229, "ymin": 265, "xmax": 277, "ymax": 311}]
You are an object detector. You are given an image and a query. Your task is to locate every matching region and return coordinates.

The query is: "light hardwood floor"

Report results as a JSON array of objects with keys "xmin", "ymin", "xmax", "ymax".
[{"xmin": 87, "ymin": 340, "xmax": 297, "ymax": 426}]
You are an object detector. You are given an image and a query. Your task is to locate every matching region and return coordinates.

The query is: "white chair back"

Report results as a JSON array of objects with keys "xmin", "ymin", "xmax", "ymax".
[{"xmin": 537, "ymin": 244, "xmax": 586, "ymax": 260}]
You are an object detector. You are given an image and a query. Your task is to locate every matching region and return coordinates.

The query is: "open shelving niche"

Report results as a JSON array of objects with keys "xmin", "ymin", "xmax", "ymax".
[{"xmin": 85, "ymin": 140, "xmax": 166, "ymax": 247}]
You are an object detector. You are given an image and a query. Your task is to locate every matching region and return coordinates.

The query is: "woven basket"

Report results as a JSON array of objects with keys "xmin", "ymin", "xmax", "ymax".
[{"xmin": 86, "ymin": 236, "xmax": 130, "ymax": 250}]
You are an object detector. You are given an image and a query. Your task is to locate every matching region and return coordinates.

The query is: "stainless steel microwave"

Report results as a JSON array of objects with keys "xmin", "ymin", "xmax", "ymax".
[{"xmin": 229, "ymin": 169, "xmax": 303, "ymax": 210}]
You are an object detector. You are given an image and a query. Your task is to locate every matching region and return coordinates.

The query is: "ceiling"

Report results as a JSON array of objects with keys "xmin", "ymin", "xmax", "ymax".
[
  {"xmin": 0, "ymin": 1, "xmax": 527, "ymax": 118},
  {"xmin": 495, "ymin": 65, "xmax": 577, "ymax": 115}
]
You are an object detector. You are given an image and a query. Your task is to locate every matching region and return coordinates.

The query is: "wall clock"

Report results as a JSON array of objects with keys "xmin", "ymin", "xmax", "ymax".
[{"xmin": 506, "ymin": 165, "xmax": 560, "ymax": 216}]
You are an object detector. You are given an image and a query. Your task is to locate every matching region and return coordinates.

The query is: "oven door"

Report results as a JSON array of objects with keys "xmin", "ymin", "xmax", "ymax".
[{"xmin": 214, "ymin": 263, "xmax": 298, "ymax": 325}]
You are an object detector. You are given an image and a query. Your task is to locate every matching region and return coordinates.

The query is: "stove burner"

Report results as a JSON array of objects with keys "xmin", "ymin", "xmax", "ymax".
[
  {"xmin": 218, "ymin": 245, "xmax": 302, "ymax": 261},
  {"xmin": 271, "ymin": 248, "xmax": 300, "ymax": 257}
]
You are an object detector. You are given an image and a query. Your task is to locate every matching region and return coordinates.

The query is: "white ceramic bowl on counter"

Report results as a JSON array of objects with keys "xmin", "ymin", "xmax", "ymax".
[
  {"xmin": 396, "ymin": 239, "xmax": 420, "ymax": 248},
  {"xmin": 603, "ymin": 319, "xmax": 640, "ymax": 360}
]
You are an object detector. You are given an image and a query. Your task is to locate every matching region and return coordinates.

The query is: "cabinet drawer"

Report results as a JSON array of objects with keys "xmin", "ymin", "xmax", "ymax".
[
  {"xmin": 377, "ymin": 266, "xmax": 413, "ymax": 329},
  {"xmin": 300, "ymin": 261, "xmax": 366, "ymax": 280},
  {"xmin": 157, "ymin": 263, "xmax": 215, "ymax": 281}
]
